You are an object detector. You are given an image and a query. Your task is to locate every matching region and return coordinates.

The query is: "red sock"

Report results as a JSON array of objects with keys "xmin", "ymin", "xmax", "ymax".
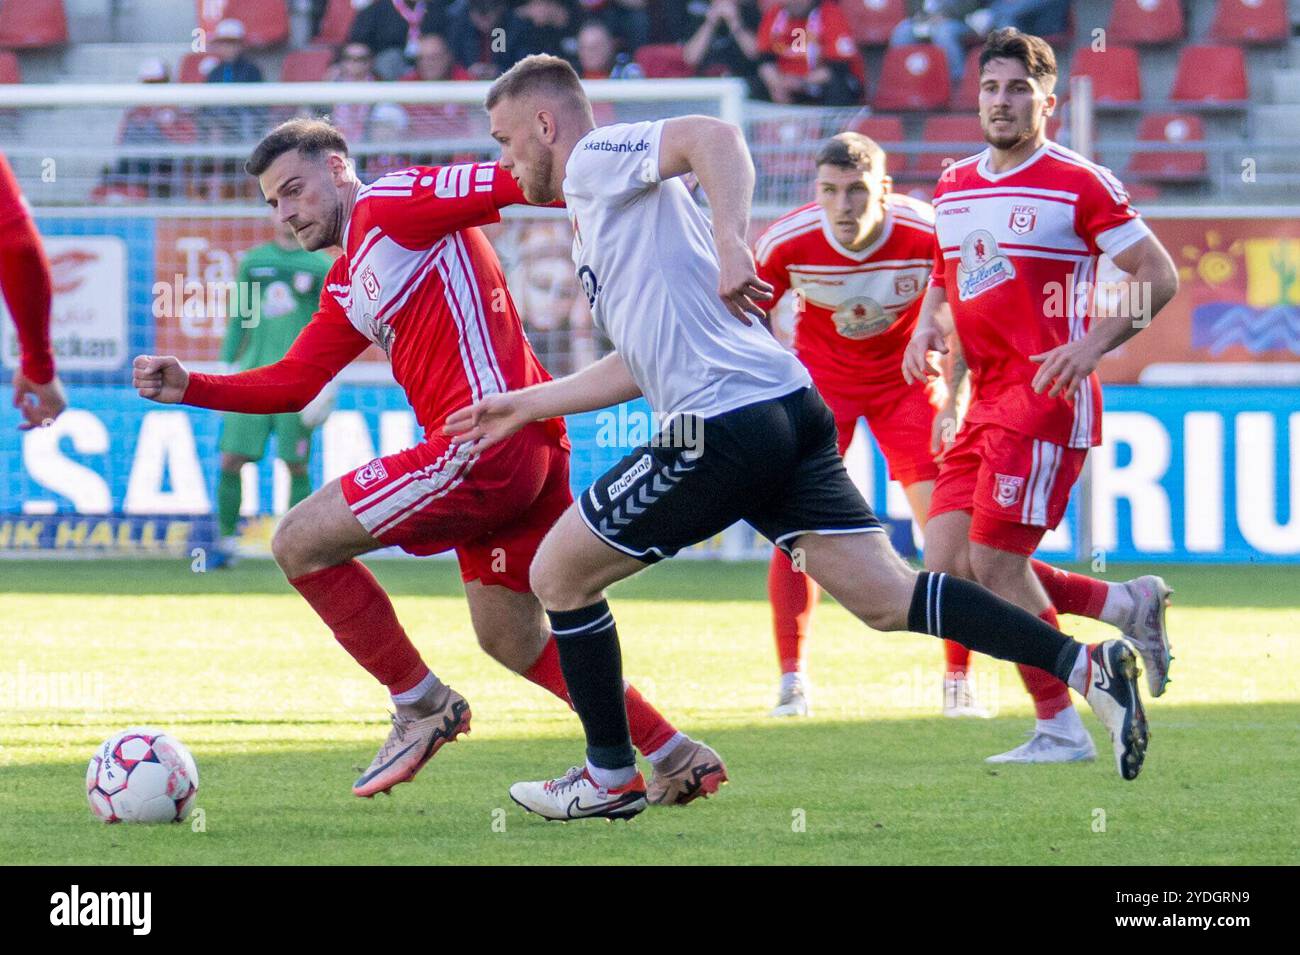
[
  {"xmin": 523, "ymin": 636, "xmax": 678, "ymax": 756},
  {"xmin": 1016, "ymin": 606, "xmax": 1073, "ymax": 719},
  {"xmin": 769, "ymin": 549, "xmax": 817, "ymax": 674},
  {"xmin": 1031, "ymin": 560, "xmax": 1109, "ymax": 619},
  {"xmin": 289, "ymin": 561, "xmax": 429, "ymax": 695},
  {"xmin": 944, "ymin": 640, "xmax": 971, "ymax": 677}
]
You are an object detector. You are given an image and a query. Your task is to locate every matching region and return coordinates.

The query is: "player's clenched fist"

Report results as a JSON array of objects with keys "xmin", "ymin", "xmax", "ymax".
[
  {"xmin": 133, "ymin": 355, "xmax": 190, "ymax": 404},
  {"xmin": 902, "ymin": 321, "xmax": 948, "ymax": 386}
]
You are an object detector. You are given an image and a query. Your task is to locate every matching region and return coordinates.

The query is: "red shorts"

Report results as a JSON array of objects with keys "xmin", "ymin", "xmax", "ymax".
[
  {"xmin": 823, "ymin": 380, "xmax": 941, "ymax": 486},
  {"xmin": 340, "ymin": 422, "xmax": 571, "ymax": 592},
  {"xmin": 929, "ymin": 421, "xmax": 1087, "ymax": 556}
]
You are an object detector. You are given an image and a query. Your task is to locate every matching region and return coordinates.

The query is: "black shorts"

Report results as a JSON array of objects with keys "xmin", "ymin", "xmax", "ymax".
[{"xmin": 578, "ymin": 387, "xmax": 884, "ymax": 563}]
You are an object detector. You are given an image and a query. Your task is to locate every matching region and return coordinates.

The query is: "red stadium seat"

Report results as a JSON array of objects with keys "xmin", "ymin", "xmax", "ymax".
[
  {"xmin": 1107, "ymin": 0, "xmax": 1186, "ymax": 45},
  {"xmin": 0, "ymin": 50, "xmax": 20, "ymax": 84},
  {"xmin": 951, "ymin": 46, "xmax": 983, "ymax": 110},
  {"xmin": 1209, "ymin": 0, "xmax": 1288, "ymax": 45},
  {"xmin": 635, "ymin": 44, "xmax": 692, "ymax": 78},
  {"xmin": 1171, "ymin": 45, "xmax": 1249, "ymax": 105},
  {"xmin": 196, "ymin": 0, "xmax": 288, "ymax": 48},
  {"xmin": 280, "ymin": 47, "xmax": 334, "ymax": 82},
  {"xmin": 1128, "ymin": 113, "xmax": 1208, "ymax": 182},
  {"xmin": 314, "ymin": 0, "xmax": 357, "ymax": 46},
  {"xmin": 0, "ymin": 0, "xmax": 68, "ymax": 48},
  {"xmin": 846, "ymin": 114, "xmax": 908, "ymax": 175},
  {"xmin": 913, "ymin": 115, "xmax": 984, "ymax": 179},
  {"xmin": 873, "ymin": 44, "xmax": 950, "ymax": 112},
  {"xmin": 179, "ymin": 52, "xmax": 220, "ymax": 83},
  {"xmin": 1068, "ymin": 46, "xmax": 1142, "ymax": 107},
  {"xmin": 841, "ymin": 0, "xmax": 906, "ymax": 46}
]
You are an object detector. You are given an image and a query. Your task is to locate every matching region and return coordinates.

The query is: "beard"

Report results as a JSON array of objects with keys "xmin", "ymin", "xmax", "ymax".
[
  {"xmin": 520, "ymin": 149, "xmax": 556, "ymax": 204},
  {"xmin": 984, "ymin": 115, "xmax": 1039, "ymax": 150}
]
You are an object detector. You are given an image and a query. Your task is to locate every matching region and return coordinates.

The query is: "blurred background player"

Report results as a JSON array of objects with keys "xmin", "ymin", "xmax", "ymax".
[
  {"xmin": 756, "ymin": 131, "xmax": 1170, "ymax": 722},
  {"xmin": 904, "ymin": 28, "xmax": 1178, "ymax": 764},
  {"xmin": 212, "ymin": 214, "xmax": 333, "ymax": 569},
  {"xmin": 1, "ymin": 151, "xmax": 65, "ymax": 431}
]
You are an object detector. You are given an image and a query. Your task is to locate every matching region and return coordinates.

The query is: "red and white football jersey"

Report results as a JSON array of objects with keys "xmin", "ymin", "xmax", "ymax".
[
  {"xmin": 930, "ymin": 142, "xmax": 1151, "ymax": 449},
  {"xmin": 755, "ymin": 192, "xmax": 936, "ymax": 401}
]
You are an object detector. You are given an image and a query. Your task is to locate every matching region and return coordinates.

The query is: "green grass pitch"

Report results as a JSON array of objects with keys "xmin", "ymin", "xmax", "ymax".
[{"xmin": 1, "ymin": 558, "xmax": 1296, "ymax": 865}]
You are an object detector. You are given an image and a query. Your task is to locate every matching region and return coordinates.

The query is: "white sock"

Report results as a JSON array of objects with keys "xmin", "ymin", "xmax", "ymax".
[
  {"xmin": 1099, "ymin": 582, "xmax": 1134, "ymax": 628},
  {"xmin": 587, "ymin": 760, "xmax": 637, "ymax": 789},
  {"xmin": 391, "ymin": 670, "xmax": 440, "ymax": 706},
  {"xmin": 645, "ymin": 731, "xmax": 686, "ymax": 765},
  {"xmin": 781, "ymin": 671, "xmax": 804, "ymax": 693},
  {"xmin": 1067, "ymin": 645, "xmax": 1090, "ymax": 694},
  {"xmin": 1038, "ymin": 704, "xmax": 1086, "ymax": 741}
]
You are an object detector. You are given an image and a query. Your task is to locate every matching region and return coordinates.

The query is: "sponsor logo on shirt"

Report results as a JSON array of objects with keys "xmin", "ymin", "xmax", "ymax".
[
  {"xmin": 993, "ymin": 473, "xmax": 1024, "ymax": 508},
  {"xmin": 1008, "ymin": 204, "xmax": 1038, "ymax": 236},
  {"xmin": 584, "ymin": 139, "xmax": 650, "ymax": 153},
  {"xmin": 608, "ymin": 453, "xmax": 653, "ymax": 501},
  {"xmin": 831, "ymin": 296, "xmax": 895, "ymax": 340},
  {"xmin": 354, "ymin": 458, "xmax": 389, "ymax": 490},
  {"xmin": 939, "ymin": 206, "xmax": 971, "ymax": 215},
  {"xmin": 956, "ymin": 229, "xmax": 1016, "ymax": 301}
]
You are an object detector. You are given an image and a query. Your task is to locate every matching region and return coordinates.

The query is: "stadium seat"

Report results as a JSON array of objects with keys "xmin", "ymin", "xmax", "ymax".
[
  {"xmin": 913, "ymin": 115, "xmax": 984, "ymax": 179},
  {"xmin": 1127, "ymin": 113, "xmax": 1208, "ymax": 182},
  {"xmin": 1068, "ymin": 46, "xmax": 1142, "ymax": 108},
  {"xmin": 196, "ymin": 0, "xmax": 289, "ymax": 48},
  {"xmin": 280, "ymin": 47, "xmax": 334, "ymax": 83},
  {"xmin": 634, "ymin": 44, "xmax": 692, "ymax": 79},
  {"xmin": 951, "ymin": 46, "xmax": 983, "ymax": 110},
  {"xmin": 314, "ymin": 0, "xmax": 357, "ymax": 46},
  {"xmin": 846, "ymin": 114, "xmax": 908, "ymax": 175},
  {"xmin": 841, "ymin": 0, "xmax": 906, "ymax": 46},
  {"xmin": 179, "ymin": 52, "xmax": 220, "ymax": 83},
  {"xmin": 0, "ymin": 50, "xmax": 20, "ymax": 84},
  {"xmin": 1171, "ymin": 45, "xmax": 1249, "ymax": 105},
  {"xmin": 1209, "ymin": 0, "xmax": 1288, "ymax": 45},
  {"xmin": 873, "ymin": 45, "xmax": 950, "ymax": 112},
  {"xmin": 1106, "ymin": 0, "xmax": 1186, "ymax": 45},
  {"xmin": 0, "ymin": 0, "xmax": 68, "ymax": 48}
]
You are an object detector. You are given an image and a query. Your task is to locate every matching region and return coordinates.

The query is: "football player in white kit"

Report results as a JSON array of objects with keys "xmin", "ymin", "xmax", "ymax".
[{"xmin": 445, "ymin": 55, "xmax": 1152, "ymax": 820}]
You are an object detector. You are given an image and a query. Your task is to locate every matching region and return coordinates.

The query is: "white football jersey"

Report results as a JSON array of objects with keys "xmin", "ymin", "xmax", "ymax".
[{"xmin": 562, "ymin": 119, "xmax": 810, "ymax": 418}]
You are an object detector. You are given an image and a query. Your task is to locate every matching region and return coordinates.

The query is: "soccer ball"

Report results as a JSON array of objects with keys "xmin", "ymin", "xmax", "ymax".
[{"xmin": 85, "ymin": 727, "xmax": 199, "ymax": 824}]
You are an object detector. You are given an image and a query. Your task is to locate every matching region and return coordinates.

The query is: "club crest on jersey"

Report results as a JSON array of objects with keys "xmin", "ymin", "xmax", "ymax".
[
  {"xmin": 360, "ymin": 265, "xmax": 381, "ymax": 302},
  {"xmin": 993, "ymin": 473, "xmax": 1024, "ymax": 508},
  {"xmin": 1008, "ymin": 204, "xmax": 1037, "ymax": 236},
  {"xmin": 832, "ymin": 296, "xmax": 893, "ymax": 340},
  {"xmin": 293, "ymin": 271, "xmax": 315, "ymax": 295},
  {"xmin": 956, "ymin": 229, "xmax": 1016, "ymax": 301},
  {"xmin": 354, "ymin": 458, "xmax": 389, "ymax": 490}
]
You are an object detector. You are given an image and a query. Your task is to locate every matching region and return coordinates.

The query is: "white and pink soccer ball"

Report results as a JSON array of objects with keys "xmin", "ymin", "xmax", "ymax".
[{"xmin": 85, "ymin": 728, "xmax": 199, "ymax": 824}]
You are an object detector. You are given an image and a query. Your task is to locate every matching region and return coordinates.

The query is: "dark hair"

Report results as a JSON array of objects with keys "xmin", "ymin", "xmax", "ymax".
[
  {"xmin": 245, "ymin": 118, "xmax": 349, "ymax": 177},
  {"xmin": 979, "ymin": 27, "xmax": 1057, "ymax": 88},
  {"xmin": 485, "ymin": 53, "xmax": 591, "ymax": 117},
  {"xmin": 815, "ymin": 132, "xmax": 886, "ymax": 175}
]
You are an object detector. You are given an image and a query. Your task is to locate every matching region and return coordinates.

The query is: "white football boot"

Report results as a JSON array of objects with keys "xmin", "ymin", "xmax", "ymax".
[
  {"xmin": 770, "ymin": 674, "xmax": 811, "ymax": 717},
  {"xmin": 509, "ymin": 765, "xmax": 647, "ymax": 821},
  {"xmin": 1081, "ymin": 639, "xmax": 1149, "ymax": 780},
  {"xmin": 1118, "ymin": 575, "xmax": 1174, "ymax": 698},
  {"xmin": 986, "ymin": 730, "xmax": 1096, "ymax": 764},
  {"xmin": 944, "ymin": 675, "xmax": 992, "ymax": 718}
]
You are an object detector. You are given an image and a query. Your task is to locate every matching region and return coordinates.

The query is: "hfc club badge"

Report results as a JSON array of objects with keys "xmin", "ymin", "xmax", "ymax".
[
  {"xmin": 994, "ymin": 473, "xmax": 1025, "ymax": 508},
  {"xmin": 1009, "ymin": 204, "xmax": 1038, "ymax": 235}
]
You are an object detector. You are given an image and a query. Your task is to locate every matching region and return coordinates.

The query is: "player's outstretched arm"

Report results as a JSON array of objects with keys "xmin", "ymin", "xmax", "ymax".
[
  {"xmin": 902, "ymin": 286, "xmax": 950, "ymax": 386},
  {"xmin": 445, "ymin": 352, "xmax": 641, "ymax": 454},
  {"xmin": 658, "ymin": 116, "xmax": 771, "ymax": 325},
  {"xmin": 1030, "ymin": 234, "xmax": 1178, "ymax": 398}
]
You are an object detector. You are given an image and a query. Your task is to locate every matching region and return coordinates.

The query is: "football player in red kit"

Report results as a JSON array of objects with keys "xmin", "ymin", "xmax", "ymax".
[
  {"xmin": 134, "ymin": 118, "xmax": 725, "ymax": 804},
  {"xmin": 757, "ymin": 131, "xmax": 1175, "ymax": 729},
  {"xmin": 1, "ymin": 152, "xmax": 66, "ymax": 429},
  {"xmin": 904, "ymin": 29, "xmax": 1179, "ymax": 763}
]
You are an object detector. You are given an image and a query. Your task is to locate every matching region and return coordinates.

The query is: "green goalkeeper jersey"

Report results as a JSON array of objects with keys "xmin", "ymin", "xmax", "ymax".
[{"xmin": 222, "ymin": 241, "xmax": 332, "ymax": 370}]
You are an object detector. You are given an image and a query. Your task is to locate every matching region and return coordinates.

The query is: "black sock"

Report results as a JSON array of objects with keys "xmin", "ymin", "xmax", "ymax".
[
  {"xmin": 547, "ymin": 600, "xmax": 636, "ymax": 771},
  {"xmin": 908, "ymin": 571, "xmax": 1083, "ymax": 683}
]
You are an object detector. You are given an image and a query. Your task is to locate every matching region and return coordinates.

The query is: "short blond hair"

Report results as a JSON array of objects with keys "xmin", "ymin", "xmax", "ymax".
[{"xmin": 486, "ymin": 53, "xmax": 592, "ymax": 121}]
